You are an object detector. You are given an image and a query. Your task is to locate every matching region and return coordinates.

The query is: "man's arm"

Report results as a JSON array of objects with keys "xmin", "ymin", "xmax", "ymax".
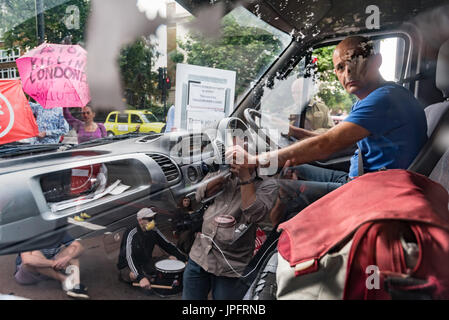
[
  {"xmin": 125, "ymin": 228, "xmax": 146, "ymax": 282},
  {"xmin": 20, "ymin": 251, "xmax": 54, "ymax": 268},
  {"xmin": 154, "ymin": 228, "xmax": 187, "ymax": 262},
  {"xmin": 233, "ymin": 165, "xmax": 256, "ymax": 210},
  {"xmin": 195, "ymin": 171, "xmax": 225, "ymax": 203},
  {"xmin": 266, "ymin": 121, "xmax": 370, "ymax": 168},
  {"xmin": 288, "ymin": 125, "xmax": 319, "ymax": 140},
  {"xmin": 52, "ymin": 241, "xmax": 84, "ymax": 270}
]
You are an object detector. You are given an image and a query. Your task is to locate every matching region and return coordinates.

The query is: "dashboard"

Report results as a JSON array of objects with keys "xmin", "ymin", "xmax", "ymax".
[{"xmin": 0, "ymin": 118, "xmax": 247, "ymax": 255}]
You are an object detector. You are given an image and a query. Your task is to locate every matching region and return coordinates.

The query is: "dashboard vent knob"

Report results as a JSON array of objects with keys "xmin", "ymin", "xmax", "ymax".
[{"xmin": 187, "ymin": 166, "xmax": 198, "ymax": 182}]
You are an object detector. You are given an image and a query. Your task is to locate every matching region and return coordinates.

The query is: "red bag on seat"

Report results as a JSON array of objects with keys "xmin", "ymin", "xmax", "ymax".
[{"xmin": 277, "ymin": 169, "xmax": 449, "ymax": 299}]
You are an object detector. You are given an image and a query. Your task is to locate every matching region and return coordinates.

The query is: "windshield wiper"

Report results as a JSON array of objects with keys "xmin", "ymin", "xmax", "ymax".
[
  {"xmin": 0, "ymin": 143, "xmax": 68, "ymax": 157},
  {"xmin": 70, "ymin": 132, "xmax": 149, "ymax": 149}
]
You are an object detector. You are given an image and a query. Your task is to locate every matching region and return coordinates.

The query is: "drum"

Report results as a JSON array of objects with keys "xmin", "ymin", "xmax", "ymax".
[{"xmin": 153, "ymin": 259, "xmax": 185, "ymax": 297}]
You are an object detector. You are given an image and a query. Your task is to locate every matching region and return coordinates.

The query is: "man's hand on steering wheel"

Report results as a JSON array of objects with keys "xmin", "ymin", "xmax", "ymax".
[{"xmin": 225, "ymin": 144, "xmax": 257, "ymax": 168}]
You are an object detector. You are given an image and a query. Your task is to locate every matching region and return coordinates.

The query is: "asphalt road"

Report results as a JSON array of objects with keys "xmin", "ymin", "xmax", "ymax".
[{"xmin": 0, "ymin": 235, "xmax": 182, "ymax": 300}]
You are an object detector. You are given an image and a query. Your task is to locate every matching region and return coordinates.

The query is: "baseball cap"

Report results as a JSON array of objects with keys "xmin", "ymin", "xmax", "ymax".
[{"xmin": 136, "ymin": 207, "xmax": 157, "ymax": 220}]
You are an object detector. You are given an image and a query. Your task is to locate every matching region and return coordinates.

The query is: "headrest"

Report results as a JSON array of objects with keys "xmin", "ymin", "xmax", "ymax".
[{"xmin": 436, "ymin": 39, "xmax": 449, "ymax": 99}]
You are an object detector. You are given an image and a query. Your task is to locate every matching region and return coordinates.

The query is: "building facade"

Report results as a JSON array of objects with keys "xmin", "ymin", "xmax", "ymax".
[{"xmin": 0, "ymin": 43, "xmax": 20, "ymax": 79}]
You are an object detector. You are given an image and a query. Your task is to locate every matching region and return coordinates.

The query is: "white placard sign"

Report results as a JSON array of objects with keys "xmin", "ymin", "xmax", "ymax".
[
  {"xmin": 175, "ymin": 63, "xmax": 236, "ymax": 131},
  {"xmin": 188, "ymin": 81, "xmax": 226, "ymax": 112},
  {"xmin": 187, "ymin": 109, "xmax": 225, "ymax": 132}
]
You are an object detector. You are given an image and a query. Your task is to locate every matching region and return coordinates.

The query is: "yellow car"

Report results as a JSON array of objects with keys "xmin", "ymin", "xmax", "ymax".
[{"xmin": 104, "ymin": 110, "xmax": 166, "ymax": 136}]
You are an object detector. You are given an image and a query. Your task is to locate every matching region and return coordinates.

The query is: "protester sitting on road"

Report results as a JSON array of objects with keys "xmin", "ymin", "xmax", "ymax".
[
  {"xmin": 14, "ymin": 232, "xmax": 89, "ymax": 299},
  {"xmin": 117, "ymin": 208, "xmax": 188, "ymax": 291},
  {"xmin": 227, "ymin": 35, "xmax": 428, "ymax": 217},
  {"xmin": 63, "ymin": 106, "xmax": 106, "ymax": 143},
  {"xmin": 182, "ymin": 156, "xmax": 278, "ymax": 300},
  {"xmin": 29, "ymin": 101, "xmax": 69, "ymax": 144}
]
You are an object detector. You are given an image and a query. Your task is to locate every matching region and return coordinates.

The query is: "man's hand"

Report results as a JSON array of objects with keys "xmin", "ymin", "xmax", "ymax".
[
  {"xmin": 37, "ymin": 131, "xmax": 47, "ymax": 139},
  {"xmin": 52, "ymin": 255, "xmax": 72, "ymax": 271},
  {"xmin": 225, "ymin": 144, "xmax": 257, "ymax": 168},
  {"xmin": 280, "ymin": 160, "xmax": 299, "ymax": 180},
  {"xmin": 168, "ymin": 255, "xmax": 177, "ymax": 260},
  {"xmin": 278, "ymin": 160, "xmax": 298, "ymax": 199},
  {"xmin": 205, "ymin": 175, "xmax": 226, "ymax": 198},
  {"xmin": 288, "ymin": 126, "xmax": 316, "ymax": 140},
  {"xmin": 230, "ymin": 164, "xmax": 252, "ymax": 181},
  {"xmin": 139, "ymin": 277, "xmax": 152, "ymax": 289}
]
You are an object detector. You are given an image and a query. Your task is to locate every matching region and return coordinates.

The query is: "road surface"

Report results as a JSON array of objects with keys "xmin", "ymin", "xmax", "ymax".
[{"xmin": 0, "ymin": 235, "xmax": 182, "ymax": 300}]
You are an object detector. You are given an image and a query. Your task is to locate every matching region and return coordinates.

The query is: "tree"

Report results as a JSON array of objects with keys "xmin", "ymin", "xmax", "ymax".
[
  {"xmin": 1, "ymin": 0, "xmax": 90, "ymax": 51},
  {"xmin": 119, "ymin": 37, "xmax": 161, "ymax": 108},
  {"xmin": 2, "ymin": 1, "xmax": 162, "ymax": 110},
  {"xmin": 177, "ymin": 14, "xmax": 283, "ymax": 97}
]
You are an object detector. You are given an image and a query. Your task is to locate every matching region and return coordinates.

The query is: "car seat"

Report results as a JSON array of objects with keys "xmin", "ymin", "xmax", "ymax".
[{"xmin": 408, "ymin": 39, "xmax": 449, "ymax": 176}]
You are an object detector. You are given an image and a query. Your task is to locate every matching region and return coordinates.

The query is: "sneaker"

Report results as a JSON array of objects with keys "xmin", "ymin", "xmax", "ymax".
[{"xmin": 66, "ymin": 283, "xmax": 89, "ymax": 299}]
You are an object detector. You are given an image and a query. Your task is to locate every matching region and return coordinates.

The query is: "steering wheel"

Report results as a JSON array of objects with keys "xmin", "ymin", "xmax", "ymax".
[{"xmin": 243, "ymin": 108, "xmax": 281, "ymax": 150}]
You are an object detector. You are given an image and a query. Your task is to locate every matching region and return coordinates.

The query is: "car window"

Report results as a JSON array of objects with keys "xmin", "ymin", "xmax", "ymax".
[
  {"xmin": 117, "ymin": 113, "xmax": 129, "ymax": 123},
  {"xmin": 259, "ymin": 36, "xmax": 408, "ymax": 143},
  {"xmin": 145, "ymin": 113, "xmax": 159, "ymax": 122},
  {"xmin": 107, "ymin": 113, "xmax": 117, "ymax": 123},
  {"xmin": 130, "ymin": 114, "xmax": 143, "ymax": 124}
]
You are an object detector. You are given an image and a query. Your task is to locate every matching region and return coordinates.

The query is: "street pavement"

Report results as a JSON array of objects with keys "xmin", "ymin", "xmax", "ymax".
[{"xmin": 0, "ymin": 235, "xmax": 182, "ymax": 300}]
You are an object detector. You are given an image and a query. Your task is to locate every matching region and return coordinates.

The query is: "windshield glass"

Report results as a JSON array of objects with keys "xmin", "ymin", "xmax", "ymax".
[
  {"xmin": 259, "ymin": 36, "xmax": 407, "ymax": 148},
  {"xmin": 0, "ymin": 0, "xmax": 446, "ymax": 304},
  {"xmin": 0, "ymin": 0, "xmax": 292, "ymax": 301},
  {"xmin": 0, "ymin": 1, "xmax": 290, "ymax": 147}
]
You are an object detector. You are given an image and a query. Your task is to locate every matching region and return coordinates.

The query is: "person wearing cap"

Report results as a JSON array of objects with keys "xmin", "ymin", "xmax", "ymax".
[{"xmin": 116, "ymin": 208, "xmax": 188, "ymax": 290}]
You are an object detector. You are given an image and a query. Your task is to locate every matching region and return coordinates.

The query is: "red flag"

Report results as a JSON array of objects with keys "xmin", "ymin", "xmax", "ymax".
[{"xmin": 0, "ymin": 79, "xmax": 39, "ymax": 144}]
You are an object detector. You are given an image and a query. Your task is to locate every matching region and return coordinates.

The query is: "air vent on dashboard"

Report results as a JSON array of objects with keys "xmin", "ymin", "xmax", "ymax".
[
  {"xmin": 215, "ymin": 140, "xmax": 226, "ymax": 164},
  {"xmin": 148, "ymin": 154, "xmax": 180, "ymax": 182},
  {"xmin": 136, "ymin": 134, "xmax": 162, "ymax": 143}
]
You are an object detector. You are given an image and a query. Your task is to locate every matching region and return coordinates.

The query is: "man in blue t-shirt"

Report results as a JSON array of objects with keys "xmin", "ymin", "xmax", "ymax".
[{"xmin": 227, "ymin": 36, "xmax": 427, "ymax": 219}]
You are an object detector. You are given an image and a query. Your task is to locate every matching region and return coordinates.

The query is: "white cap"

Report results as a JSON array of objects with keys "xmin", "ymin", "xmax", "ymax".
[{"xmin": 136, "ymin": 207, "xmax": 157, "ymax": 220}]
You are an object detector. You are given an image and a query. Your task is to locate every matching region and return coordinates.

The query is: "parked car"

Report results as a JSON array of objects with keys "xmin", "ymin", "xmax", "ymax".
[{"xmin": 104, "ymin": 110, "xmax": 166, "ymax": 136}]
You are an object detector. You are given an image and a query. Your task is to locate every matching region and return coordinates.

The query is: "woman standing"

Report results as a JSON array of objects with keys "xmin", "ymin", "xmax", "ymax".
[{"xmin": 63, "ymin": 106, "xmax": 107, "ymax": 144}]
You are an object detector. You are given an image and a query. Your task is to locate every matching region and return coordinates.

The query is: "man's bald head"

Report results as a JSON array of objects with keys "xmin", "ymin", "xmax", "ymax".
[
  {"xmin": 333, "ymin": 36, "xmax": 383, "ymax": 99},
  {"xmin": 334, "ymin": 36, "xmax": 374, "ymax": 60}
]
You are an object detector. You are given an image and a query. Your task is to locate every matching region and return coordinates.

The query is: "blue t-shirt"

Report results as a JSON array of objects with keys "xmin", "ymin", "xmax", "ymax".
[{"xmin": 344, "ymin": 83, "xmax": 427, "ymax": 178}]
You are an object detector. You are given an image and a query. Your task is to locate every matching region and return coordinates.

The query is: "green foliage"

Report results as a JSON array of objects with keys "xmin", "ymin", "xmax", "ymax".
[
  {"xmin": 313, "ymin": 46, "xmax": 356, "ymax": 112},
  {"xmin": 169, "ymin": 50, "xmax": 185, "ymax": 64},
  {"xmin": 119, "ymin": 38, "xmax": 161, "ymax": 108},
  {"xmin": 2, "ymin": 0, "xmax": 90, "ymax": 51},
  {"xmin": 178, "ymin": 14, "xmax": 283, "ymax": 97},
  {"xmin": 2, "ymin": 1, "xmax": 162, "ymax": 111}
]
